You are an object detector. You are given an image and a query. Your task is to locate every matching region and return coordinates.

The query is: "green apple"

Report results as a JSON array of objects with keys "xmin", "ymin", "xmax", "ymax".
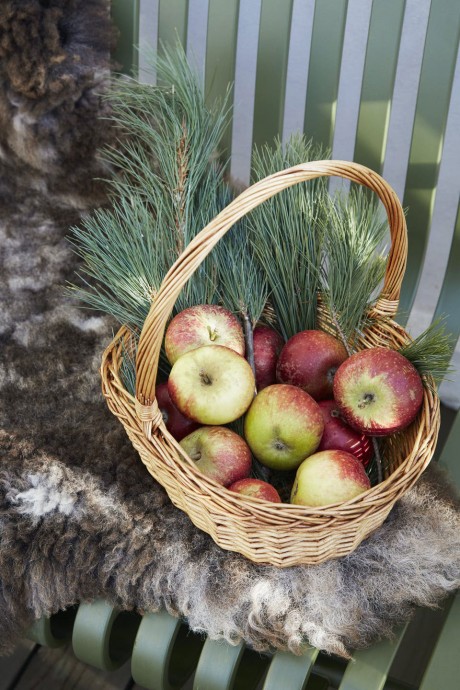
[
  {"xmin": 168, "ymin": 345, "xmax": 255, "ymax": 425},
  {"xmin": 243, "ymin": 384, "xmax": 324, "ymax": 471},
  {"xmin": 291, "ymin": 450, "xmax": 371, "ymax": 507}
]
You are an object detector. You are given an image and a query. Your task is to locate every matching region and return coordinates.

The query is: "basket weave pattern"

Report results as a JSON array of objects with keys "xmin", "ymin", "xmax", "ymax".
[{"xmin": 101, "ymin": 162, "xmax": 440, "ymax": 567}]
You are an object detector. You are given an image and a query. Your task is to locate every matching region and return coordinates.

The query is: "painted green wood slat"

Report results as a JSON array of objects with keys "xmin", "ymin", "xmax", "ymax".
[
  {"xmin": 353, "ymin": 0, "xmax": 405, "ymax": 173},
  {"xmin": 262, "ymin": 648, "xmax": 319, "ymax": 690},
  {"xmin": 205, "ymin": 0, "xmax": 240, "ymax": 156},
  {"xmin": 398, "ymin": 0, "xmax": 460, "ymax": 323},
  {"xmin": 111, "ymin": 0, "xmax": 140, "ymax": 77},
  {"xmin": 158, "ymin": 0, "xmax": 189, "ymax": 51},
  {"xmin": 303, "ymin": 0, "xmax": 348, "ymax": 151},
  {"xmin": 192, "ymin": 639, "xmax": 267, "ymax": 690},
  {"xmin": 434, "ymin": 201, "xmax": 460, "ymax": 340},
  {"xmin": 131, "ymin": 611, "xmax": 203, "ymax": 690},
  {"xmin": 338, "ymin": 625, "xmax": 407, "ymax": 690},
  {"xmin": 252, "ymin": 0, "xmax": 294, "ymax": 150},
  {"xmin": 439, "ymin": 407, "xmax": 460, "ymax": 481},
  {"xmin": 419, "ymin": 593, "xmax": 460, "ymax": 690}
]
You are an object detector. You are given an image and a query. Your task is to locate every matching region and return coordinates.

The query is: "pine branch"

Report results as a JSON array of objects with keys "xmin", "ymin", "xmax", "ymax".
[
  {"xmin": 68, "ymin": 43, "xmax": 231, "ymax": 330},
  {"xmin": 248, "ymin": 134, "xmax": 329, "ymax": 339},
  {"xmin": 400, "ymin": 318, "xmax": 455, "ymax": 388},
  {"xmin": 318, "ymin": 187, "xmax": 389, "ymax": 350}
]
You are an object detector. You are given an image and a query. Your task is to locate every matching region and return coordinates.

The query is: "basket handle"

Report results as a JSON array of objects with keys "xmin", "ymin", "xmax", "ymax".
[{"xmin": 134, "ymin": 160, "xmax": 407, "ymax": 429}]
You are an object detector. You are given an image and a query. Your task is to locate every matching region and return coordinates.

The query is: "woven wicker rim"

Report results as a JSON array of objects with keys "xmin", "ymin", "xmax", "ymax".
[{"xmin": 100, "ymin": 160, "xmax": 440, "ymax": 565}]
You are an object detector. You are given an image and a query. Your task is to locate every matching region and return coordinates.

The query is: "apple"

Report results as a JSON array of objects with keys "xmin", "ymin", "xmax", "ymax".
[
  {"xmin": 317, "ymin": 400, "xmax": 373, "ymax": 468},
  {"xmin": 180, "ymin": 426, "xmax": 252, "ymax": 486},
  {"xmin": 333, "ymin": 347, "xmax": 424, "ymax": 436},
  {"xmin": 228, "ymin": 478, "xmax": 282, "ymax": 503},
  {"xmin": 243, "ymin": 384, "xmax": 324, "ymax": 471},
  {"xmin": 276, "ymin": 329, "xmax": 348, "ymax": 400},
  {"xmin": 168, "ymin": 345, "xmax": 255, "ymax": 425},
  {"xmin": 291, "ymin": 450, "xmax": 371, "ymax": 507},
  {"xmin": 253, "ymin": 325, "xmax": 284, "ymax": 390},
  {"xmin": 155, "ymin": 382, "xmax": 199, "ymax": 441},
  {"xmin": 165, "ymin": 304, "xmax": 245, "ymax": 365}
]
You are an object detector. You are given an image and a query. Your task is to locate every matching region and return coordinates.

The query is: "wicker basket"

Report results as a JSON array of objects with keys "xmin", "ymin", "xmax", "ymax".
[{"xmin": 101, "ymin": 161, "xmax": 440, "ymax": 567}]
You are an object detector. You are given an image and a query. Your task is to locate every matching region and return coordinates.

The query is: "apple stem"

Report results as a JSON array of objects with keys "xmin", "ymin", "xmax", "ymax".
[
  {"xmin": 371, "ymin": 437, "xmax": 383, "ymax": 484},
  {"xmin": 241, "ymin": 309, "xmax": 256, "ymax": 386}
]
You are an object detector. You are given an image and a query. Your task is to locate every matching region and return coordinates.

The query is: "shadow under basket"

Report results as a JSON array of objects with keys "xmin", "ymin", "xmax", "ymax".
[{"xmin": 100, "ymin": 161, "xmax": 441, "ymax": 567}]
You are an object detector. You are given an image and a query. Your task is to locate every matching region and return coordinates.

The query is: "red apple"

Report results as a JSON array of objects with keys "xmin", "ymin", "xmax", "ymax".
[
  {"xmin": 317, "ymin": 400, "xmax": 373, "ymax": 467},
  {"xmin": 180, "ymin": 426, "xmax": 252, "ymax": 487},
  {"xmin": 253, "ymin": 325, "xmax": 284, "ymax": 390},
  {"xmin": 333, "ymin": 347, "xmax": 424, "ymax": 436},
  {"xmin": 155, "ymin": 382, "xmax": 199, "ymax": 441},
  {"xmin": 244, "ymin": 384, "xmax": 324, "ymax": 471},
  {"xmin": 165, "ymin": 304, "xmax": 245, "ymax": 365},
  {"xmin": 276, "ymin": 330, "xmax": 348, "ymax": 400},
  {"xmin": 228, "ymin": 478, "xmax": 281, "ymax": 503},
  {"xmin": 291, "ymin": 450, "xmax": 371, "ymax": 507},
  {"xmin": 168, "ymin": 345, "xmax": 255, "ymax": 425}
]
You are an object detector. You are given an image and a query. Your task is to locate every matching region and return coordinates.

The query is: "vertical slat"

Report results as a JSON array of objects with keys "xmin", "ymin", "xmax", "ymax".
[
  {"xmin": 303, "ymin": 0, "xmax": 348, "ymax": 150},
  {"xmin": 398, "ymin": 0, "xmax": 460, "ymax": 321},
  {"xmin": 230, "ymin": 0, "xmax": 262, "ymax": 184},
  {"xmin": 331, "ymin": 0, "xmax": 373, "ymax": 163},
  {"xmin": 382, "ymin": 0, "xmax": 431, "ymax": 200},
  {"xmin": 262, "ymin": 648, "xmax": 319, "ymax": 690},
  {"xmin": 282, "ymin": 0, "xmax": 315, "ymax": 144},
  {"xmin": 138, "ymin": 0, "xmax": 160, "ymax": 84},
  {"xmin": 252, "ymin": 0, "xmax": 294, "ymax": 149},
  {"xmin": 158, "ymin": 0, "xmax": 188, "ymax": 49},
  {"xmin": 353, "ymin": 0, "xmax": 406, "ymax": 173},
  {"xmin": 186, "ymin": 0, "xmax": 210, "ymax": 91},
  {"xmin": 419, "ymin": 593, "xmax": 460, "ymax": 690},
  {"xmin": 205, "ymin": 0, "xmax": 240, "ymax": 156},
  {"xmin": 111, "ymin": 0, "xmax": 140, "ymax": 76},
  {"xmin": 407, "ymin": 46, "xmax": 460, "ymax": 336},
  {"xmin": 338, "ymin": 626, "xmax": 408, "ymax": 690}
]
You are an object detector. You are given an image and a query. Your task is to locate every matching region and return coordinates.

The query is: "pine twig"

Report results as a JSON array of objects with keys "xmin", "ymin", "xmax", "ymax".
[{"xmin": 241, "ymin": 309, "xmax": 256, "ymax": 380}]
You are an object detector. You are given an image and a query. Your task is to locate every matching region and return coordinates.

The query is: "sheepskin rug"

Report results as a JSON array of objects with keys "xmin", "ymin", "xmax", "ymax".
[{"xmin": 1, "ymin": 0, "xmax": 460, "ymax": 660}]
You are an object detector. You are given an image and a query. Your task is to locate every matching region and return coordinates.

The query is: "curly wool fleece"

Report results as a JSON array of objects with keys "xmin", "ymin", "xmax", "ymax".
[{"xmin": 1, "ymin": 0, "xmax": 460, "ymax": 661}]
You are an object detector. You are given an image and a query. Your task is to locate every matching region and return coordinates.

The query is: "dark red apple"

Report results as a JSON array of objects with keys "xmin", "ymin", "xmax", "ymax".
[
  {"xmin": 155, "ymin": 382, "xmax": 199, "ymax": 441},
  {"xmin": 276, "ymin": 329, "xmax": 348, "ymax": 400},
  {"xmin": 228, "ymin": 478, "xmax": 282, "ymax": 503},
  {"xmin": 253, "ymin": 326, "xmax": 284, "ymax": 390},
  {"xmin": 333, "ymin": 347, "xmax": 424, "ymax": 436},
  {"xmin": 317, "ymin": 400, "xmax": 372, "ymax": 467}
]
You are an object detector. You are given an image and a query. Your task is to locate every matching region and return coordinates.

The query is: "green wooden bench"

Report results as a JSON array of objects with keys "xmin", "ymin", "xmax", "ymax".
[{"xmin": 26, "ymin": 1, "xmax": 460, "ymax": 688}]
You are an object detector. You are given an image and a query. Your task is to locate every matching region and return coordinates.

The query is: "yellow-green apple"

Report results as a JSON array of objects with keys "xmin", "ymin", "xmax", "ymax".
[
  {"xmin": 317, "ymin": 400, "xmax": 372, "ymax": 467},
  {"xmin": 155, "ymin": 382, "xmax": 199, "ymax": 441},
  {"xmin": 165, "ymin": 304, "xmax": 245, "ymax": 365},
  {"xmin": 244, "ymin": 384, "xmax": 324, "ymax": 471},
  {"xmin": 276, "ymin": 329, "xmax": 348, "ymax": 400},
  {"xmin": 168, "ymin": 345, "xmax": 255, "ymax": 425},
  {"xmin": 253, "ymin": 325, "xmax": 284, "ymax": 390},
  {"xmin": 333, "ymin": 347, "xmax": 424, "ymax": 435},
  {"xmin": 228, "ymin": 478, "xmax": 281, "ymax": 502},
  {"xmin": 291, "ymin": 450, "xmax": 371, "ymax": 507},
  {"xmin": 180, "ymin": 426, "xmax": 252, "ymax": 486}
]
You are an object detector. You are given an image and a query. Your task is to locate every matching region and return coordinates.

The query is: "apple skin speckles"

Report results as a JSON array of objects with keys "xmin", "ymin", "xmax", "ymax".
[{"xmin": 333, "ymin": 348, "xmax": 424, "ymax": 436}]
